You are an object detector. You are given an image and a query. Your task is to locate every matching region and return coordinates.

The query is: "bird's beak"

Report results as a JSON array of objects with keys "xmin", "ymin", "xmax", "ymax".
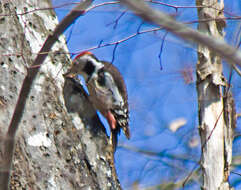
[{"xmin": 63, "ymin": 72, "xmax": 76, "ymax": 78}]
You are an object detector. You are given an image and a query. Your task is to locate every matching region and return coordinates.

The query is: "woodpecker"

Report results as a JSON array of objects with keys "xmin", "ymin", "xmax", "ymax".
[{"xmin": 64, "ymin": 51, "xmax": 130, "ymax": 150}]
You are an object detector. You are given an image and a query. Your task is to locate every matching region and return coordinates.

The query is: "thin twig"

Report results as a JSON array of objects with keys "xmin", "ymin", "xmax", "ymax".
[
  {"xmin": 232, "ymin": 64, "xmax": 241, "ymax": 77},
  {"xmin": 120, "ymin": 0, "xmax": 241, "ymax": 68},
  {"xmin": 106, "ymin": 10, "xmax": 127, "ymax": 29},
  {"xmin": 0, "ymin": 2, "xmax": 79, "ymax": 17},
  {"xmin": 158, "ymin": 31, "xmax": 168, "ymax": 70},
  {"xmin": 111, "ymin": 43, "xmax": 119, "ymax": 64},
  {"xmin": 76, "ymin": 27, "xmax": 164, "ymax": 53}
]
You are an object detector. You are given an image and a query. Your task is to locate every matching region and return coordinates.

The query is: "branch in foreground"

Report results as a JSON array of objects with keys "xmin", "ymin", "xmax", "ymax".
[
  {"xmin": 0, "ymin": 1, "xmax": 93, "ymax": 189},
  {"xmin": 119, "ymin": 0, "xmax": 241, "ymax": 68}
]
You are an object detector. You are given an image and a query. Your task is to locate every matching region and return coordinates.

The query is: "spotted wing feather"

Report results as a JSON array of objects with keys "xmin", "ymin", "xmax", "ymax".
[{"xmin": 101, "ymin": 61, "xmax": 130, "ymax": 139}]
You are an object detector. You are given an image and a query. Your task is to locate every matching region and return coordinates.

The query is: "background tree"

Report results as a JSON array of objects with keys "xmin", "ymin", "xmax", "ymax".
[{"xmin": 196, "ymin": 0, "xmax": 234, "ymax": 189}]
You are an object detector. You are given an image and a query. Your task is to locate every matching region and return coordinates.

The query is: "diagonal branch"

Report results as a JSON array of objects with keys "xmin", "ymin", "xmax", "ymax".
[
  {"xmin": 119, "ymin": 0, "xmax": 241, "ymax": 68},
  {"xmin": 0, "ymin": 1, "xmax": 93, "ymax": 189}
]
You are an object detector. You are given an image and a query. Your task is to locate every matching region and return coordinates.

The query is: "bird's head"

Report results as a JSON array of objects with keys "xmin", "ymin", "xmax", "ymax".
[{"xmin": 64, "ymin": 51, "xmax": 104, "ymax": 82}]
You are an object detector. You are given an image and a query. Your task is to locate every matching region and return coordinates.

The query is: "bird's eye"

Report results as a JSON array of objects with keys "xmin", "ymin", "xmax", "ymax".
[
  {"xmin": 86, "ymin": 60, "xmax": 92, "ymax": 65},
  {"xmin": 97, "ymin": 69, "xmax": 105, "ymax": 86}
]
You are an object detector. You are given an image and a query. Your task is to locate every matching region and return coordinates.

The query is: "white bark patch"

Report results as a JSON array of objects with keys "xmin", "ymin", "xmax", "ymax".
[
  {"xmin": 14, "ymin": 62, "xmax": 26, "ymax": 75},
  {"xmin": 70, "ymin": 113, "xmax": 84, "ymax": 130},
  {"xmin": 27, "ymin": 132, "xmax": 52, "ymax": 147},
  {"xmin": 16, "ymin": 2, "xmax": 69, "ymax": 85},
  {"xmin": 47, "ymin": 175, "xmax": 57, "ymax": 190},
  {"xmin": 0, "ymin": 84, "xmax": 5, "ymax": 91}
]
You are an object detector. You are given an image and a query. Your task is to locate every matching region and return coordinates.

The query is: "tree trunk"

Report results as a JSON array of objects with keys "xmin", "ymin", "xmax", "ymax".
[
  {"xmin": 196, "ymin": 0, "xmax": 234, "ymax": 189},
  {"xmin": 0, "ymin": 1, "xmax": 120, "ymax": 189}
]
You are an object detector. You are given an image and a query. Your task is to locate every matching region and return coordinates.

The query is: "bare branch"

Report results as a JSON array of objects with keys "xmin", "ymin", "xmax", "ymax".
[
  {"xmin": 232, "ymin": 64, "xmax": 241, "ymax": 77},
  {"xmin": 75, "ymin": 27, "xmax": 163, "ymax": 53},
  {"xmin": 119, "ymin": 144, "xmax": 198, "ymax": 163},
  {"xmin": 119, "ymin": 0, "xmax": 241, "ymax": 68},
  {"xmin": 158, "ymin": 31, "xmax": 168, "ymax": 70}
]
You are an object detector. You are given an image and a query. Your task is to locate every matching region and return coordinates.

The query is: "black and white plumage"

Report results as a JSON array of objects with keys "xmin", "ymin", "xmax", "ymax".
[{"xmin": 64, "ymin": 51, "xmax": 130, "ymax": 149}]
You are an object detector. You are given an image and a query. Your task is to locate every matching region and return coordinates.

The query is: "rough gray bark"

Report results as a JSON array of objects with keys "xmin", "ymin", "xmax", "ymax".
[
  {"xmin": 196, "ymin": 0, "xmax": 234, "ymax": 189},
  {"xmin": 0, "ymin": 1, "xmax": 121, "ymax": 189}
]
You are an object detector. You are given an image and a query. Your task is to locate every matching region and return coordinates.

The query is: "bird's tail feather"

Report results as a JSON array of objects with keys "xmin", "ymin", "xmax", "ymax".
[{"xmin": 110, "ymin": 128, "xmax": 120, "ymax": 152}]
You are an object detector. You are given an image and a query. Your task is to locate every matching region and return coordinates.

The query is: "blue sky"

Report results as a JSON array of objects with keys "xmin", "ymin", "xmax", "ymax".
[{"xmin": 53, "ymin": 0, "xmax": 241, "ymax": 189}]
